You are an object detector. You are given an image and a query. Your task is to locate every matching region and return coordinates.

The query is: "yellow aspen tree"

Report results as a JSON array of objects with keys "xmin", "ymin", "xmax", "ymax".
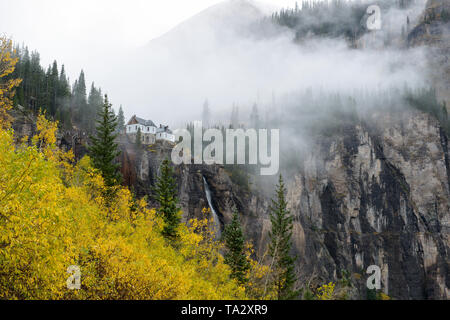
[{"xmin": 0, "ymin": 37, "xmax": 21, "ymax": 128}]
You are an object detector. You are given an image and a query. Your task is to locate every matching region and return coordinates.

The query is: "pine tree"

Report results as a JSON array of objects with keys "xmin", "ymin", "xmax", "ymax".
[
  {"xmin": 76, "ymin": 70, "xmax": 87, "ymax": 105},
  {"xmin": 443, "ymin": 102, "xmax": 448, "ymax": 122},
  {"xmin": 154, "ymin": 158, "xmax": 180, "ymax": 240},
  {"xmin": 443, "ymin": 102, "xmax": 449, "ymax": 134},
  {"xmin": 250, "ymin": 103, "xmax": 260, "ymax": 129},
  {"xmin": 59, "ymin": 65, "xmax": 70, "ymax": 92},
  {"xmin": 73, "ymin": 70, "xmax": 87, "ymax": 126},
  {"xmin": 89, "ymin": 94, "xmax": 121, "ymax": 189},
  {"xmin": 43, "ymin": 65, "xmax": 52, "ymax": 116},
  {"xmin": 117, "ymin": 105, "xmax": 125, "ymax": 133},
  {"xmin": 135, "ymin": 127, "xmax": 142, "ymax": 148},
  {"xmin": 49, "ymin": 60, "xmax": 58, "ymax": 117},
  {"xmin": 268, "ymin": 175, "xmax": 298, "ymax": 300},
  {"xmin": 223, "ymin": 209, "xmax": 250, "ymax": 285},
  {"xmin": 10, "ymin": 44, "xmax": 110, "ymax": 131},
  {"xmin": 57, "ymin": 64, "xmax": 72, "ymax": 128},
  {"xmin": 87, "ymin": 83, "xmax": 103, "ymax": 132}
]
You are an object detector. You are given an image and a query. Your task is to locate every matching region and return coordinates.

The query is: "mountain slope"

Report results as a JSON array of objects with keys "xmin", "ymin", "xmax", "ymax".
[
  {"xmin": 116, "ymin": 0, "xmax": 277, "ymax": 124},
  {"xmin": 147, "ymin": 0, "xmax": 271, "ymax": 49}
]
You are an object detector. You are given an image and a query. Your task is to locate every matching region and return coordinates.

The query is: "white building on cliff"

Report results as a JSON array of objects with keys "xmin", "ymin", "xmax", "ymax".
[{"xmin": 126, "ymin": 115, "xmax": 175, "ymax": 144}]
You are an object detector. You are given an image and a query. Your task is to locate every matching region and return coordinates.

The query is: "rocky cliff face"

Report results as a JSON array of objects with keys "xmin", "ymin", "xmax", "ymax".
[
  {"xmin": 121, "ymin": 109, "xmax": 449, "ymax": 300},
  {"xmin": 284, "ymin": 110, "xmax": 449, "ymax": 299}
]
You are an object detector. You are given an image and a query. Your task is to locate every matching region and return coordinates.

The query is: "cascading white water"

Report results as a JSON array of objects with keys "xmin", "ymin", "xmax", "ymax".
[{"xmin": 203, "ymin": 176, "xmax": 221, "ymax": 239}]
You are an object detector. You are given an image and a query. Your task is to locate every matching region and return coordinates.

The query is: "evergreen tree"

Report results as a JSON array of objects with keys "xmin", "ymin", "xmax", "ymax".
[
  {"xmin": 117, "ymin": 105, "xmax": 125, "ymax": 133},
  {"xmin": 443, "ymin": 102, "xmax": 449, "ymax": 134},
  {"xmin": 76, "ymin": 70, "xmax": 87, "ymax": 105},
  {"xmin": 223, "ymin": 209, "xmax": 250, "ymax": 285},
  {"xmin": 153, "ymin": 159, "xmax": 181, "ymax": 241},
  {"xmin": 57, "ymin": 64, "xmax": 72, "ymax": 127},
  {"xmin": 443, "ymin": 102, "xmax": 448, "ymax": 123},
  {"xmin": 442, "ymin": 9, "xmax": 450, "ymax": 23},
  {"xmin": 89, "ymin": 94, "xmax": 121, "ymax": 189},
  {"xmin": 72, "ymin": 79, "xmax": 78, "ymax": 96},
  {"xmin": 49, "ymin": 60, "xmax": 59, "ymax": 116},
  {"xmin": 135, "ymin": 127, "xmax": 142, "ymax": 148},
  {"xmin": 43, "ymin": 65, "xmax": 52, "ymax": 116},
  {"xmin": 21, "ymin": 47, "xmax": 31, "ymax": 104},
  {"xmin": 73, "ymin": 70, "xmax": 87, "ymax": 126},
  {"xmin": 268, "ymin": 175, "xmax": 298, "ymax": 300},
  {"xmin": 59, "ymin": 64, "xmax": 70, "ymax": 91},
  {"xmin": 87, "ymin": 82, "xmax": 103, "ymax": 132},
  {"xmin": 250, "ymin": 103, "xmax": 260, "ymax": 129},
  {"xmin": 9, "ymin": 44, "xmax": 109, "ymax": 131}
]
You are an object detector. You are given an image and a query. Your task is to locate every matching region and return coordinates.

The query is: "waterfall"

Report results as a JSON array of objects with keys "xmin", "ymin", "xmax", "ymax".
[{"xmin": 202, "ymin": 176, "xmax": 222, "ymax": 239}]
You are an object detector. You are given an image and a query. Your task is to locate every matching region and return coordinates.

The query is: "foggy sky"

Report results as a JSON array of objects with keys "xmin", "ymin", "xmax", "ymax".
[
  {"xmin": 1, "ymin": 0, "xmax": 428, "ymax": 127},
  {"xmin": 0, "ymin": 1, "xmax": 296, "ymax": 89}
]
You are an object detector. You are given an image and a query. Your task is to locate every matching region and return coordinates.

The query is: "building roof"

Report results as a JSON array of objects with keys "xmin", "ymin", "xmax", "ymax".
[
  {"xmin": 157, "ymin": 125, "xmax": 173, "ymax": 134},
  {"xmin": 127, "ymin": 115, "xmax": 156, "ymax": 127}
]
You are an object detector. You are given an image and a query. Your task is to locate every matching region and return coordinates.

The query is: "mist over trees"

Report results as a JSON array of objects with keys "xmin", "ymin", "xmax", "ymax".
[
  {"xmin": 188, "ymin": 82, "xmax": 449, "ymax": 194},
  {"xmin": 117, "ymin": 105, "xmax": 125, "ymax": 133},
  {"xmin": 9, "ymin": 44, "xmax": 107, "ymax": 133},
  {"xmin": 249, "ymin": 103, "xmax": 260, "ymax": 129},
  {"xmin": 271, "ymin": 0, "xmax": 418, "ymax": 44}
]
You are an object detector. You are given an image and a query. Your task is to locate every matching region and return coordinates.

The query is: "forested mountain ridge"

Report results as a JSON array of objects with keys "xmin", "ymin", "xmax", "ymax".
[
  {"xmin": 9, "ymin": 45, "xmax": 107, "ymax": 134},
  {"xmin": 271, "ymin": 0, "xmax": 418, "ymax": 46},
  {"xmin": 6, "ymin": 44, "xmax": 127, "ymax": 161}
]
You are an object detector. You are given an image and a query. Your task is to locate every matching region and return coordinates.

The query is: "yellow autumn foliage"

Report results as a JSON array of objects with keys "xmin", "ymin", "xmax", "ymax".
[
  {"xmin": 379, "ymin": 292, "xmax": 391, "ymax": 300},
  {"xmin": 0, "ymin": 37, "xmax": 21, "ymax": 128},
  {"xmin": 0, "ymin": 118, "xmax": 253, "ymax": 299},
  {"xmin": 0, "ymin": 37, "xmax": 275, "ymax": 300},
  {"xmin": 315, "ymin": 282, "xmax": 336, "ymax": 300}
]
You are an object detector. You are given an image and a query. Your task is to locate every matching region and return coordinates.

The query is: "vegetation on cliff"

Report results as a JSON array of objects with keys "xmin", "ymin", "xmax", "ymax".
[
  {"xmin": 89, "ymin": 94, "xmax": 122, "ymax": 191},
  {"xmin": 153, "ymin": 158, "xmax": 182, "ymax": 241},
  {"xmin": 0, "ymin": 116, "xmax": 252, "ymax": 299},
  {"xmin": 267, "ymin": 175, "xmax": 298, "ymax": 300},
  {"xmin": 223, "ymin": 209, "xmax": 251, "ymax": 285},
  {"xmin": 7, "ymin": 42, "xmax": 105, "ymax": 133},
  {"xmin": 0, "ymin": 36, "xmax": 274, "ymax": 300}
]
